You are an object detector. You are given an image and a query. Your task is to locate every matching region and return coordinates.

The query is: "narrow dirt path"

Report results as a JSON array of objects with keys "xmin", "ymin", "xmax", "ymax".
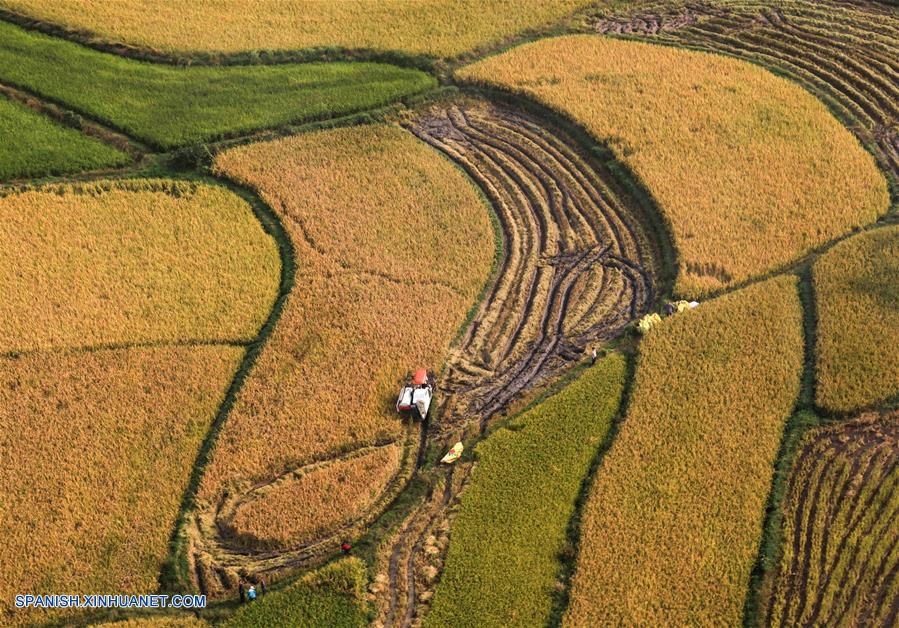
[{"xmin": 373, "ymin": 99, "xmax": 659, "ymax": 627}]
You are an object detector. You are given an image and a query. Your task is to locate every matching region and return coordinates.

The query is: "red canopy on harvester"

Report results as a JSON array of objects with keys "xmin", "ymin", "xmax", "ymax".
[{"xmin": 412, "ymin": 368, "xmax": 428, "ymax": 386}]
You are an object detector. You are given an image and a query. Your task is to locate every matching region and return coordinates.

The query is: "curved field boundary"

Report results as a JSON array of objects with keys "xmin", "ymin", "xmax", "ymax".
[
  {"xmin": 159, "ymin": 177, "xmax": 296, "ymax": 594},
  {"xmin": 768, "ymin": 410, "xmax": 899, "ymax": 627},
  {"xmin": 376, "ymin": 98, "xmax": 661, "ymax": 627},
  {"xmin": 590, "ymin": 0, "xmax": 899, "ymax": 196}
]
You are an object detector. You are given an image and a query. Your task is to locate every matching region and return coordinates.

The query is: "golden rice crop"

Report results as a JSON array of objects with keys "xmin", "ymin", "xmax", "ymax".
[
  {"xmin": 228, "ymin": 444, "xmax": 402, "ymax": 548},
  {"xmin": 814, "ymin": 226, "xmax": 899, "ymax": 413},
  {"xmin": 0, "ymin": 0, "xmax": 594, "ymax": 57},
  {"xmin": 0, "ymin": 181, "xmax": 279, "ymax": 353},
  {"xmin": 0, "ymin": 346, "xmax": 241, "ymax": 626},
  {"xmin": 458, "ymin": 35, "xmax": 889, "ymax": 297},
  {"xmin": 201, "ymin": 125, "xmax": 494, "ymax": 534},
  {"xmin": 564, "ymin": 275, "xmax": 804, "ymax": 626}
]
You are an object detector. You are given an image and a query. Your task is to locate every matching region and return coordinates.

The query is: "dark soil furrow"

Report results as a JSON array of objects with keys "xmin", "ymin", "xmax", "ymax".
[{"xmin": 770, "ymin": 411, "xmax": 899, "ymax": 626}]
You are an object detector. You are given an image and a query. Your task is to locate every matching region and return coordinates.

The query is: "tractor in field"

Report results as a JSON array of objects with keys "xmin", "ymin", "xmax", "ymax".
[{"xmin": 396, "ymin": 368, "xmax": 434, "ymax": 420}]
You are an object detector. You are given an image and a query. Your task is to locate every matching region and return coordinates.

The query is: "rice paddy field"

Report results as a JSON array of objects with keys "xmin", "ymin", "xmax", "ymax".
[
  {"xmin": 458, "ymin": 35, "xmax": 889, "ymax": 297},
  {"xmin": 2, "ymin": 1, "xmax": 897, "ymax": 626},
  {"xmin": 0, "ymin": 95, "xmax": 128, "ymax": 180},
  {"xmin": 0, "ymin": 181, "xmax": 279, "ymax": 353},
  {"xmin": 0, "ymin": 20, "xmax": 436, "ymax": 148},
  {"xmin": 0, "ymin": 0, "xmax": 598, "ymax": 58},
  {"xmin": 814, "ymin": 225, "xmax": 899, "ymax": 413}
]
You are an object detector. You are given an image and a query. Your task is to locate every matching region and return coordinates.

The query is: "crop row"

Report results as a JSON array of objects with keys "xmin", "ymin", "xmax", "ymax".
[
  {"xmin": 814, "ymin": 225, "xmax": 899, "ymax": 413},
  {"xmin": 0, "ymin": 346, "xmax": 241, "ymax": 626},
  {"xmin": 768, "ymin": 410, "xmax": 899, "ymax": 627},
  {"xmin": 458, "ymin": 34, "xmax": 889, "ymax": 297},
  {"xmin": 564, "ymin": 276, "xmax": 804, "ymax": 625},
  {"xmin": 0, "ymin": 181, "xmax": 279, "ymax": 354},
  {"xmin": 189, "ymin": 124, "xmax": 495, "ymax": 588},
  {"xmin": 0, "ymin": 20, "xmax": 435, "ymax": 148},
  {"xmin": 0, "ymin": 94, "xmax": 128, "ymax": 181},
  {"xmin": 425, "ymin": 354, "xmax": 626, "ymax": 627}
]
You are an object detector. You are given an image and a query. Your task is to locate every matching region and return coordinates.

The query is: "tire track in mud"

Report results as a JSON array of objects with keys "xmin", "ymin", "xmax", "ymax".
[
  {"xmin": 590, "ymin": 0, "xmax": 899, "ymax": 191},
  {"xmin": 374, "ymin": 100, "xmax": 658, "ymax": 627},
  {"xmin": 769, "ymin": 410, "xmax": 899, "ymax": 627}
]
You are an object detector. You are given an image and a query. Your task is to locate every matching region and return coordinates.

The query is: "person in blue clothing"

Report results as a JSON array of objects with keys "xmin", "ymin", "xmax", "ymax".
[{"xmin": 247, "ymin": 585, "xmax": 257, "ymax": 602}]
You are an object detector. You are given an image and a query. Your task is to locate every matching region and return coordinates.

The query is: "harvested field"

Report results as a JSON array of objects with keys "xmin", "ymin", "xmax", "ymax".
[
  {"xmin": 590, "ymin": 0, "xmax": 899, "ymax": 190},
  {"xmin": 564, "ymin": 276, "xmax": 803, "ymax": 626},
  {"xmin": 0, "ymin": 0, "xmax": 596, "ymax": 58},
  {"xmin": 378, "ymin": 99, "xmax": 658, "ymax": 626},
  {"xmin": 189, "ymin": 124, "xmax": 495, "ymax": 589},
  {"xmin": 227, "ymin": 444, "xmax": 403, "ymax": 550},
  {"xmin": 407, "ymin": 100, "xmax": 656, "ymax": 431},
  {"xmin": 0, "ymin": 346, "xmax": 241, "ymax": 626},
  {"xmin": 0, "ymin": 180, "xmax": 279, "ymax": 354},
  {"xmin": 425, "ymin": 354, "xmax": 626, "ymax": 627},
  {"xmin": 0, "ymin": 20, "xmax": 435, "ymax": 148},
  {"xmin": 0, "ymin": 95, "xmax": 128, "ymax": 181},
  {"xmin": 458, "ymin": 35, "xmax": 889, "ymax": 297},
  {"xmin": 814, "ymin": 225, "xmax": 899, "ymax": 413},
  {"xmin": 769, "ymin": 410, "xmax": 899, "ymax": 627}
]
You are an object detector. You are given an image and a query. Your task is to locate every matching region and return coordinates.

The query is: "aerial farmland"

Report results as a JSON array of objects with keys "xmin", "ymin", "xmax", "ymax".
[{"xmin": 0, "ymin": 1, "xmax": 896, "ymax": 626}]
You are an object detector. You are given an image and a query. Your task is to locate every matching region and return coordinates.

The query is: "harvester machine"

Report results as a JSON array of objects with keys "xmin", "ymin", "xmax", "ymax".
[{"xmin": 396, "ymin": 368, "xmax": 434, "ymax": 420}]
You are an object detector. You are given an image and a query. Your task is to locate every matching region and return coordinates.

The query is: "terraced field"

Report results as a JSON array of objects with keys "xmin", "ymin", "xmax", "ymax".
[
  {"xmin": 0, "ymin": 346, "xmax": 241, "ymax": 626},
  {"xmin": 2, "ymin": 1, "xmax": 898, "ymax": 626},
  {"xmin": 590, "ymin": 0, "xmax": 899, "ymax": 190},
  {"xmin": 768, "ymin": 410, "xmax": 899, "ymax": 627},
  {"xmin": 0, "ymin": 19, "xmax": 435, "ymax": 148},
  {"xmin": 0, "ymin": 181, "xmax": 280, "ymax": 353},
  {"xmin": 565, "ymin": 276, "xmax": 803, "ymax": 626},
  {"xmin": 185, "ymin": 124, "xmax": 495, "ymax": 594}
]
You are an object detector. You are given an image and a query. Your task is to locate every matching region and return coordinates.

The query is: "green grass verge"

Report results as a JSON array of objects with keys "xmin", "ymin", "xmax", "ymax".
[
  {"xmin": 223, "ymin": 558, "xmax": 367, "ymax": 628},
  {"xmin": 425, "ymin": 354, "xmax": 627, "ymax": 627},
  {"xmin": 0, "ymin": 96, "xmax": 128, "ymax": 180},
  {"xmin": 0, "ymin": 20, "xmax": 436, "ymax": 149}
]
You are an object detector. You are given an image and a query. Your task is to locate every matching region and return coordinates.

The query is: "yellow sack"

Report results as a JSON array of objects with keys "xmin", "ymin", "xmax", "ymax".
[
  {"xmin": 637, "ymin": 313, "xmax": 662, "ymax": 334},
  {"xmin": 441, "ymin": 442, "xmax": 463, "ymax": 464}
]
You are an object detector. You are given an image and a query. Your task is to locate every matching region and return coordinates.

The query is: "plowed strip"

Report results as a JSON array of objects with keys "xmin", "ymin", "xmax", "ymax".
[{"xmin": 769, "ymin": 410, "xmax": 899, "ymax": 626}]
